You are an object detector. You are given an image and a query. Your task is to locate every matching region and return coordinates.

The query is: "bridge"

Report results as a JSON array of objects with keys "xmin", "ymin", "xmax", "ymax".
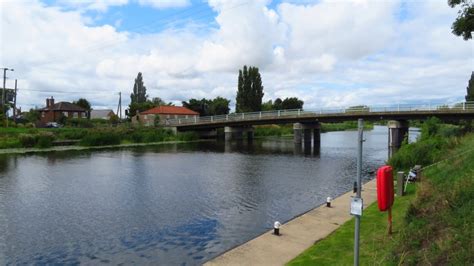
[{"xmin": 165, "ymin": 102, "xmax": 474, "ymax": 156}]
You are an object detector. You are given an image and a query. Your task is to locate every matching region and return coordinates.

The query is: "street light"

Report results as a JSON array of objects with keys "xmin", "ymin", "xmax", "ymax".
[
  {"xmin": 2, "ymin": 68, "xmax": 15, "ymax": 126},
  {"xmin": 2, "ymin": 68, "xmax": 15, "ymax": 107}
]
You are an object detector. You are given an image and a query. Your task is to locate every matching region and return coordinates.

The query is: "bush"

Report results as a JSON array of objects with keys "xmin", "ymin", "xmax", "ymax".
[
  {"xmin": 36, "ymin": 132, "xmax": 55, "ymax": 148},
  {"xmin": 18, "ymin": 134, "xmax": 37, "ymax": 148},
  {"xmin": 79, "ymin": 131, "xmax": 121, "ymax": 146},
  {"xmin": 66, "ymin": 118, "xmax": 94, "ymax": 128},
  {"xmin": 0, "ymin": 138, "xmax": 22, "ymax": 149},
  {"xmin": 25, "ymin": 122, "xmax": 35, "ymax": 128}
]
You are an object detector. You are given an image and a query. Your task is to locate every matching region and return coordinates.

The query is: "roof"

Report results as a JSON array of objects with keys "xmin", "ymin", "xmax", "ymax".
[
  {"xmin": 40, "ymin": 102, "xmax": 87, "ymax": 112},
  {"xmin": 90, "ymin": 109, "xmax": 114, "ymax": 119},
  {"xmin": 141, "ymin": 106, "xmax": 199, "ymax": 116}
]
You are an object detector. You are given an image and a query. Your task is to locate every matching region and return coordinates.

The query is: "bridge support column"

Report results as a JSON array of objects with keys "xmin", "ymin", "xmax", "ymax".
[
  {"xmin": 225, "ymin": 126, "xmax": 254, "ymax": 142},
  {"xmin": 388, "ymin": 120, "xmax": 409, "ymax": 158},
  {"xmin": 294, "ymin": 122, "xmax": 320, "ymax": 155}
]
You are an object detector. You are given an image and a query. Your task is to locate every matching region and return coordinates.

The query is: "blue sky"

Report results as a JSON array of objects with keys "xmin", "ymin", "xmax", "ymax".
[{"xmin": 1, "ymin": 0, "xmax": 472, "ymax": 112}]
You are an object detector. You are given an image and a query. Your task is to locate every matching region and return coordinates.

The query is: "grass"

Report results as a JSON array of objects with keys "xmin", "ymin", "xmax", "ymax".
[
  {"xmin": 288, "ymin": 131, "xmax": 474, "ymax": 265},
  {"xmin": 288, "ymin": 185, "xmax": 416, "ymax": 266}
]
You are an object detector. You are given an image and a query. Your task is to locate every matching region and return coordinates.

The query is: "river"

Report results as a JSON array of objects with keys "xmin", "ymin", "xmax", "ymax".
[{"xmin": 0, "ymin": 126, "xmax": 418, "ymax": 265}]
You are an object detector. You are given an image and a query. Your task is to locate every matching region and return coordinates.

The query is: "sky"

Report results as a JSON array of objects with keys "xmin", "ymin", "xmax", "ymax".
[{"xmin": 1, "ymin": 0, "xmax": 473, "ymax": 114}]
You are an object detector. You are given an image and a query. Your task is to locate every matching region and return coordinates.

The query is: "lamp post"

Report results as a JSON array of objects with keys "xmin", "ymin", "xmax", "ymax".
[
  {"xmin": 2, "ymin": 67, "xmax": 14, "ymax": 108},
  {"xmin": 2, "ymin": 68, "xmax": 14, "ymax": 126}
]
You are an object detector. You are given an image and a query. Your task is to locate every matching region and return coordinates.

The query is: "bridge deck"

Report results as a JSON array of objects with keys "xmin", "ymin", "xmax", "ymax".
[{"xmin": 164, "ymin": 103, "xmax": 474, "ymax": 130}]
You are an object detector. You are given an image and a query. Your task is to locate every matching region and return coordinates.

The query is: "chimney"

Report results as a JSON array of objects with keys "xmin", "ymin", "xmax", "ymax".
[{"xmin": 46, "ymin": 96, "xmax": 54, "ymax": 108}]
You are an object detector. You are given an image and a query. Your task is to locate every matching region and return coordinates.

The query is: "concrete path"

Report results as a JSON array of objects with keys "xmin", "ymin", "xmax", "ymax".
[{"xmin": 205, "ymin": 179, "xmax": 378, "ymax": 266}]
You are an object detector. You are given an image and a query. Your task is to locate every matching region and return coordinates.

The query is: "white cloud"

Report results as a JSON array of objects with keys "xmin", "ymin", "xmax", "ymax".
[
  {"xmin": 0, "ymin": 0, "xmax": 472, "ymax": 115},
  {"xmin": 137, "ymin": 0, "xmax": 190, "ymax": 9}
]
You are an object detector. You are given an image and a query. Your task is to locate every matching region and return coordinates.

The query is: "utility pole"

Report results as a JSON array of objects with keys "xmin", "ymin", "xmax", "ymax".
[
  {"xmin": 117, "ymin": 92, "xmax": 122, "ymax": 120},
  {"xmin": 13, "ymin": 79, "xmax": 17, "ymax": 123},
  {"xmin": 2, "ymin": 67, "xmax": 14, "ymax": 126}
]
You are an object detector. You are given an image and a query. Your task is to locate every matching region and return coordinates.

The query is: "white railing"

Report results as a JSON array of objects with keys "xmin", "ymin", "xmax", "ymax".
[{"xmin": 165, "ymin": 101, "xmax": 474, "ymax": 126}]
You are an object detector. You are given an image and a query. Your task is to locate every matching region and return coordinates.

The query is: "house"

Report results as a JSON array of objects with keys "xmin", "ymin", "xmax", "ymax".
[
  {"xmin": 39, "ymin": 97, "xmax": 88, "ymax": 125},
  {"xmin": 132, "ymin": 106, "xmax": 199, "ymax": 126},
  {"xmin": 90, "ymin": 109, "xmax": 115, "ymax": 120}
]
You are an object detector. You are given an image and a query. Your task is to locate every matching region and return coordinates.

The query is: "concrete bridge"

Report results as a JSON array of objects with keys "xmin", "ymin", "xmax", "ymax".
[{"xmin": 165, "ymin": 102, "xmax": 474, "ymax": 156}]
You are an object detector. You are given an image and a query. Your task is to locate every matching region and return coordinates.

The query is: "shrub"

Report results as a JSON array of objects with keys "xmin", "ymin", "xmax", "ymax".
[
  {"xmin": 18, "ymin": 134, "xmax": 37, "ymax": 148},
  {"xmin": 66, "ymin": 118, "xmax": 94, "ymax": 128},
  {"xmin": 79, "ymin": 131, "xmax": 121, "ymax": 146},
  {"xmin": 36, "ymin": 132, "xmax": 55, "ymax": 148},
  {"xmin": 25, "ymin": 122, "xmax": 35, "ymax": 128},
  {"xmin": 0, "ymin": 138, "xmax": 22, "ymax": 149}
]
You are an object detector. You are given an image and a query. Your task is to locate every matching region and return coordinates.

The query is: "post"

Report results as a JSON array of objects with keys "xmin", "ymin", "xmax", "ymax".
[
  {"xmin": 259, "ymin": 112, "xmax": 262, "ymax": 119},
  {"xmin": 388, "ymin": 208, "xmax": 393, "ymax": 235},
  {"xmin": 463, "ymin": 102, "xmax": 466, "ymax": 111},
  {"xmin": 2, "ymin": 68, "xmax": 6, "ymax": 110},
  {"xmin": 298, "ymin": 109, "xmax": 301, "ymax": 116},
  {"xmin": 354, "ymin": 118, "xmax": 364, "ymax": 266},
  {"xmin": 397, "ymin": 171, "xmax": 404, "ymax": 197},
  {"xmin": 278, "ymin": 110, "xmax": 281, "ymax": 117},
  {"xmin": 13, "ymin": 79, "xmax": 17, "ymax": 123}
]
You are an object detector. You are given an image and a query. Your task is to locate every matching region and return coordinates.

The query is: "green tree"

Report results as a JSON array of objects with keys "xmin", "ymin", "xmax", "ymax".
[
  {"xmin": 262, "ymin": 100, "xmax": 273, "ymax": 111},
  {"xmin": 209, "ymin": 97, "xmax": 230, "ymax": 115},
  {"xmin": 130, "ymin": 72, "xmax": 147, "ymax": 104},
  {"xmin": 182, "ymin": 98, "xmax": 210, "ymax": 116},
  {"xmin": 449, "ymin": 0, "xmax": 474, "ymax": 40},
  {"xmin": 236, "ymin": 65, "xmax": 264, "ymax": 112},
  {"xmin": 281, "ymin": 97, "xmax": 304, "ymax": 109},
  {"xmin": 273, "ymin": 98, "xmax": 283, "ymax": 110},
  {"xmin": 24, "ymin": 108, "xmax": 40, "ymax": 123},
  {"xmin": 466, "ymin": 71, "xmax": 474, "ymax": 101},
  {"xmin": 127, "ymin": 101, "xmax": 155, "ymax": 118},
  {"xmin": 183, "ymin": 97, "xmax": 230, "ymax": 116},
  {"xmin": 73, "ymin": 98, "xmax": 91, "ymax": 111}
]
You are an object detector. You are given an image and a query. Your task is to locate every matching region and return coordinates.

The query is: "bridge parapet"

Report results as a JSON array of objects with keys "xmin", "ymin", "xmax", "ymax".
[{"xmin": 165, "ymin": 102, "xmax": 474, "ymax": 127}]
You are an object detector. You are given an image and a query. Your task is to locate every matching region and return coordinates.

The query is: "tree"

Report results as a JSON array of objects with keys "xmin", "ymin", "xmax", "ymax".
[
  {"xmin": 182, "ymin": 98, "xmax": 210, "ymax": 116},
  {"xmin": 210, "ymin": 97, "xmax": 230, "ymax": 115},
  {"xmin": 273, "ymin": 98, "xmax": 283, "ymax": 110},
  {"xmin": 152, "ymin": 97, "xmax": 166, "ymax": 106},
  {"xmin": 130, "ymin": 72, "xmax": 147, "ymax": 104},
  {"xmin": 261, "ymin": 100, "xmax": 273, "ymax": 111},
  {"xmin": 73, "ymin": 98, "xmax": 91, "ymax": 111},
  {"xmin": 449, "ymin": 0, "xmax": 474, "ymax": 40},
  {"xmin": 466, "ymin": 71, "xmax": 474, "ymax": 101},
  {"xmin": 236, "ymin": 65, "xmax": 264, "ymax": 112},
  {"xmin": 24, "ymin": 108, "xmax": 40, "ymax": 123},
  {"xmin": 281, "ymin": 97, "xmax": 304, "ymax": 110},
  {"xmin": 127, "ymin": 101, "xmax": 155, "ymax": 118},
  {"xmin": 182, "ymin": 97, "xmax": 231, "ymax": 116}
]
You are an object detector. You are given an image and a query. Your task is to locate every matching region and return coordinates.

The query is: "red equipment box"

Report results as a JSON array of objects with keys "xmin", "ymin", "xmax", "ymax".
[{"xmin": 376, "ymin": 166, "xmax": 394, "ymax": 211}]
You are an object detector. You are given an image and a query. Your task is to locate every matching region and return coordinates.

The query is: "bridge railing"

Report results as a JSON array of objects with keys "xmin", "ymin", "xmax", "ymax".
[{"xmin": 164, "ymin": 101, "xmax": 474, "ymax": 126}]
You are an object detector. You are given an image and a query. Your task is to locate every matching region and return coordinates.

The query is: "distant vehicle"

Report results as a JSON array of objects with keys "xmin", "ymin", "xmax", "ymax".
[{"xmin": 45, "ymin": 122, "xmax": 60, "ymax": 128}]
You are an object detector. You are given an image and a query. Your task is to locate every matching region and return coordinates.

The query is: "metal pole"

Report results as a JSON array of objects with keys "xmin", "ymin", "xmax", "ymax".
[
  {"xmin": 354, "ymin": 118, "xmax": 364, "ymax": 266},
  {"xmin": 2, "ymin": 68, "xmax": 6, "ymax": 111},
  {"xmin": 13, "ymin": 79, "xmax": 17, "ymax": 123}
]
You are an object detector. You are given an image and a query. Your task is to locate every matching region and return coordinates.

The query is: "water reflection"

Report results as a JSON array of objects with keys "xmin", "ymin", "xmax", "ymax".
[{"xmin": 0, "ymin": 126, "xmax": 418, "ymax": 265}]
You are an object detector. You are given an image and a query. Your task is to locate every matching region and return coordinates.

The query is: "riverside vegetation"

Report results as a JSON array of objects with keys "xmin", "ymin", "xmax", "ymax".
[
  {"xmin": 288, "ymin": 117, "xmax": 473, "ymax": 265},
  {"xmin": 254, "ymin": 121, "xmax": 374, "ymax": 137},
  {"xmin": 0, "ymin": 126, "xmax": 198, "ymax": 149}
]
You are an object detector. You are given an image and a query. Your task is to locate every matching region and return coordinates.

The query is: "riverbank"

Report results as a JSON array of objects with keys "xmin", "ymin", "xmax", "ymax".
[
  {"xmin": 0, "ymin": 139, "xmax": 210, "ymax": 155},
  {"xmin": 287, "ymin": 120, "xmax": 473, "ymax": 265},
  {"xmin": 0, "ymin": 127, "xmax": 198, "ymax": 150},
  {"xmin": 254, "ymin": 122, "xmax": 374, "ymax": 137},
  {"xmin": 205, "ymin": 179, "xmax": 379, "ymax": 265}
]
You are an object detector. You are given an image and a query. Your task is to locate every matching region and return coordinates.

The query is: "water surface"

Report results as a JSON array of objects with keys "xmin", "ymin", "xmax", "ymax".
[{"xmin": 0, "ymin": 126, "xmax": 418, "ymax": 264}]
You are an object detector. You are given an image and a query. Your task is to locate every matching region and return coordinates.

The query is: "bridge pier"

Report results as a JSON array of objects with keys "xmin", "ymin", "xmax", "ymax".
[
  {"xmin": 388, "ymin": 120, "xmax": 409, "ymax": 158},
  {"xmin": 294, "ymin": 122, "xmax": 320, "ymax": 155},
  {"xmin": 225, "ymin": 126, "xmax": 254, "ymax": 142}
]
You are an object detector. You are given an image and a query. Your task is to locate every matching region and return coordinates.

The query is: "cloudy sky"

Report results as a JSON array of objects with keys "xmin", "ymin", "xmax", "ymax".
[{"xmin": 1, "ymin": 0, "xmax": 473, "ymax": 114}]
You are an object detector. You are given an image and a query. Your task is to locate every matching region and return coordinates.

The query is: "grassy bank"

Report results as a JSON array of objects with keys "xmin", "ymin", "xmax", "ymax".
[
  {"xmin": 253, "ymin": 122, "xmax": 374, "ymax": 137},
  {"xmin": 0, "ymin": 127, "xmax": 198, "ymax": 149},
  {"xmin": 288, "ymin": 118, "xmax": 473, "ymax": 265}
]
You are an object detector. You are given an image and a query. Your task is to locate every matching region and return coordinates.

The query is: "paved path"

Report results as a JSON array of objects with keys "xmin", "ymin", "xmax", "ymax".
[{"xmin": 205, "ymin": 179, "xmax": 378, "ymax": 266}]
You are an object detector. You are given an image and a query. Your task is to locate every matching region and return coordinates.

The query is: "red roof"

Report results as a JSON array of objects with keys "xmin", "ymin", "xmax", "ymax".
[{"xmin": 141, "ymin": 106, "xmax": 199, "ymax": 115}]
